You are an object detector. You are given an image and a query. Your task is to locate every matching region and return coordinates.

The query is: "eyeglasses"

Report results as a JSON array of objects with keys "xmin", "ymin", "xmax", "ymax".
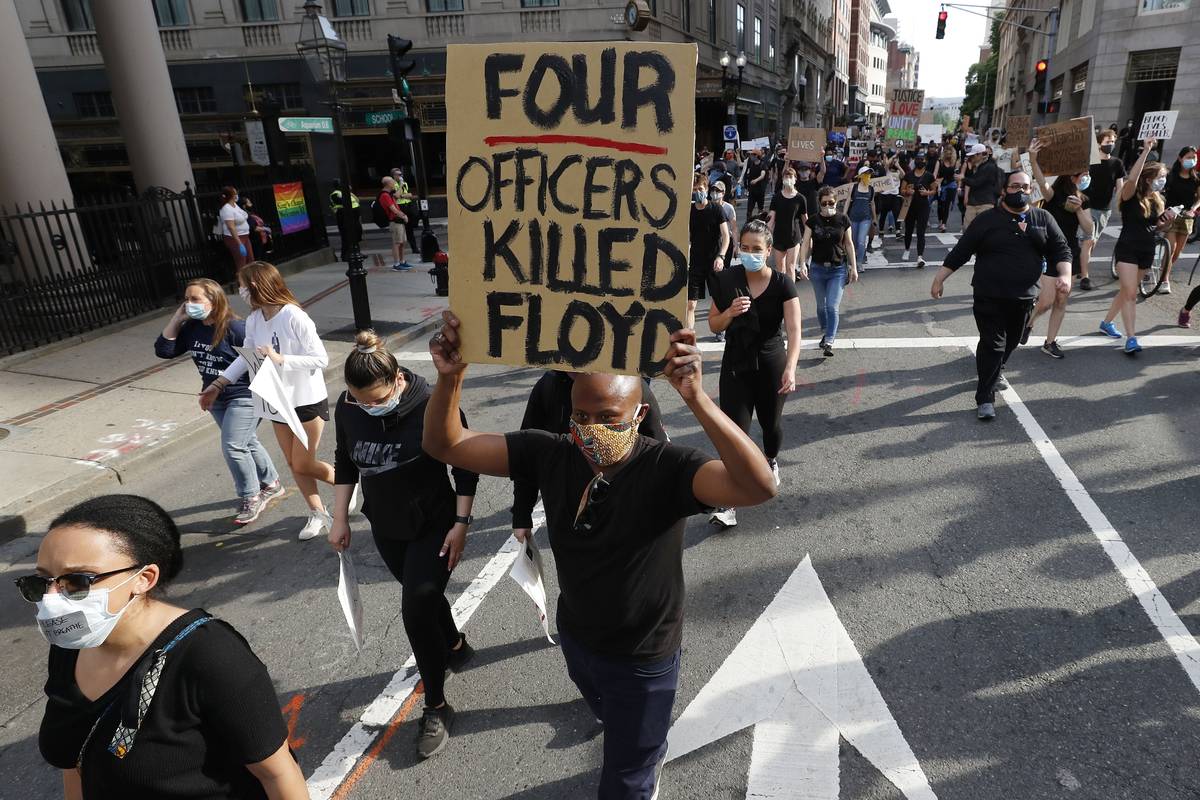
[
  {"xmin": 819, "ymin": 202, "xmax": 837, "ymax": 208},
  {"xmin": 14, "ymin": 565, "xmax": 140, "ymax": 603},
  {"xmin": 346, "ymin": 382, "xmax": 399, "ymax": 409},
  {"xmin": 1006, "ymin": 184, "xmax": 1031, "ymax": 192},
  {"xmin": 573, "ymin": 474, "xmax": 611, "ymax": 535}
]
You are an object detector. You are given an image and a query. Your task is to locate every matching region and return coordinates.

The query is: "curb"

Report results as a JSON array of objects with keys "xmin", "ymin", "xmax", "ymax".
[{"xmin": 0, "ymin": 313, "xmax": 443, "ymax": 544}]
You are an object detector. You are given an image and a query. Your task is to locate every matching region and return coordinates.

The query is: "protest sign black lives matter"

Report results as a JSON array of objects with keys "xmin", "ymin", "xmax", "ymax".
[{"xmin": 446, "ymin": 42, "xmax": 697, "ymax": 376}]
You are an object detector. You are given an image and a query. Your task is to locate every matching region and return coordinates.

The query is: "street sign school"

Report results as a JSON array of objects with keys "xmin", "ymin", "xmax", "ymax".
[{"xmin": 446, "ymin": 42, "xmax": 696, "ymax": 376}]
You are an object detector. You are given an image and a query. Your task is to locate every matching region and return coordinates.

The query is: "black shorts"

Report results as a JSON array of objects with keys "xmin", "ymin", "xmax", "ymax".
[
  {"xmin": 688, "ymin": 262, "xmax": 712, "ymax": 300},
  {"xmin": 1112, "ymin": 244, "xmax": 1155, "ymax": 270},
  {"xmin": 274, "ymin": 398, "xmax": 330, "ymax": 425}
]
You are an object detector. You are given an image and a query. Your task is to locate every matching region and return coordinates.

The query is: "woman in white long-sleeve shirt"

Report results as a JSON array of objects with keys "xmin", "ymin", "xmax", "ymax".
[{"xmin": 202, "ymin": 261, "xmax": 336, "ymax": 541}]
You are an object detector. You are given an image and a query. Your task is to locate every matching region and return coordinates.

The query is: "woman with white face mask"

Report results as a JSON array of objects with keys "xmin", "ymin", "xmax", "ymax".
[
  {"xmin": 765, "ymin": 166, "xmax": 805, "ymax": 280},
  {"xmin": 25, "ymin": 494, "xmax": 307, "ymax": 799},
  {"xmin": 156, "ymin": 279, "xmax": 281, "ymax": 526}
]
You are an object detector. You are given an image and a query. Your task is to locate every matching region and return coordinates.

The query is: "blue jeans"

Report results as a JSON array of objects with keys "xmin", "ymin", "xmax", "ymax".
[
  {"xmin": 810, "ymin": 264, "xmax": 848, "ymax": 342},
  {"xmin": 210, "ymin": 396, "xmax": 278, "ymax": 499},
  {"xmin": 560, "ymin": 630, "xmax": 680, "ymax": 800},
  {"xmin": 849, "ymin": 217, "xmax": 872, "ymax": 265}
]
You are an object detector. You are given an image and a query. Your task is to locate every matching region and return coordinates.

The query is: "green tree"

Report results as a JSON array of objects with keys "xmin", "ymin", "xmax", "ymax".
[{"xmin": 961, "ymin": 18, "xmax": 1001, "ymax": 128}]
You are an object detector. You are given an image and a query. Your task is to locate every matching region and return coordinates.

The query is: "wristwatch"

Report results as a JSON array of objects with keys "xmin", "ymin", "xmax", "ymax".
[{"xmin": 455, "ymin": 515, "xmax": 473, "ymax": 526}]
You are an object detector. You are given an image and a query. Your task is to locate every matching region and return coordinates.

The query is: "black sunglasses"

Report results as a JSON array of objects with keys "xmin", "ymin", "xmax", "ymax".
[
  {"xmin": 14, "ymin": 565, "xmax": 140, "ymax": 603},
  {"xmin": 573, "ymin": 475, "xmax": 611, "ymax": 535}
]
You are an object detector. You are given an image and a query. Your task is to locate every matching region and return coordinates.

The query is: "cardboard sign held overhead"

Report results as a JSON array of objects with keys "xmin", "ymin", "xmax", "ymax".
[
  {"xmin": 1007, "ymin": 115, "xmax": 1032, "ymax": 150},
  {"xmin": 1139, "ymin": 110, "xmax": 1178, "ymax": 141},
  {"xmin": 787, "ymin": 127, "xmax": 826, "ymax": 163},
  {"xmin": 1032, "ymin": 117, "xmax": 1093, "ymax": 177},
  {"xmin": 916, "ymin": 124, "xmax": 943, "ymax": 143},
  {"xmin": 446, "ymin": 43, "xmax": 696, "ymax": 376},
  {"xmin": 886, "ymin": 89, "xmax": 924, "ymax": 143}
]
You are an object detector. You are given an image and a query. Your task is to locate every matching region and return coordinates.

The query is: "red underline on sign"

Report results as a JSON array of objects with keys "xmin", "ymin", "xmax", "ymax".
[{"xmin": 483, "ymin": 134, "xmax": 668, "ymax": 156}]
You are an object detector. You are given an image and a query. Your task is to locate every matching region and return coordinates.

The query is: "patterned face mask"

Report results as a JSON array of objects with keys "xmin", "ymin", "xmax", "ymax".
[{"xmin": 569, "ymin": 406, "xmax": 647, "ymax": 467}]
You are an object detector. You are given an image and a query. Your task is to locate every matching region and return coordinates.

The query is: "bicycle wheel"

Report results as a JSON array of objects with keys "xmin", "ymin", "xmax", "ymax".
[{"xmin": 1138, "ymin": 239, "xmax": 1171, "ymax": 298}]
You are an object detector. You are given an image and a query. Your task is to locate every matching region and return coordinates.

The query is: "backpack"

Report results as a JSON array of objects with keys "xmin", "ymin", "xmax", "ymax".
[{"xmin": 370, "ymin": 193, "xmax": 390, "ymax": 229}]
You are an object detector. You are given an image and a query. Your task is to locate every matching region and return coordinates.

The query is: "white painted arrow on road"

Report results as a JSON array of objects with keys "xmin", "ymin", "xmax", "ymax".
[{"xmin": 666, "ymin": 555, "xmax": 937, "ymax": 799}]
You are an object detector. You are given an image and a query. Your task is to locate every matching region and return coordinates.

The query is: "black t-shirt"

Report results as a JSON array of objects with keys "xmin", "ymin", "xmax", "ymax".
[
  {"xmin": 1116, "ymin": 196, "xmax": 1160, "ymax": 252},
  {"xmin": 40, "ymin": 609, "xmax": 288, "ymax": 799},
  {"xmin": 1165, "ymin": 172, "xmax": 1200, "ymax": 209},
  {"xmin": 504, "ymin": 431, "xmax": 713, "ymax": 662},
  {"xmin": 805, "ymin": 213, "xmax": 852, "ymax": 265},
  {"xmin": 943, "ymin": 206, "xmax": 1073, "ymax": 299},
  {"xmin": 689, "ymin": 202, "xmax": 726, "ymax": 265},
  {"xmin": 768, "ymin": 192, "xmax": 806, "ymax": 240},
  {"xmin": 964, "ymin": 159, "xmax": 1003, "ymax": 207},
  {"xmin": 937, "ymin": 163, "xmax": 957, "ymax": 183},
  {"xmin": 711, "ymin": 266, "xmax": 800, "ymax": 373},
  {"xmin": 796, "ymin": 178, "xmax": 821, "ymax": 220},
  {"xmin": 904, "ymin": 170, "xmax": 936, "ymax": 209},
  {"xmin": 1086, "ymin": 158, "xmax": 1127, "ymax": 209},
  {"xmin": 1044, "ymin": 190, "xmax": 1089, "ymax": 251},
  {"xmin": 745, "ymin": 157, "xmax": 766, "ymax": 187}
]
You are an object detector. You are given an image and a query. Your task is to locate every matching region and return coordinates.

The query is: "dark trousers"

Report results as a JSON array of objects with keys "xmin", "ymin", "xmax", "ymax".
[
  {"xmin": 877, "ymin": 194, "xmax": 902, "ymax": 230},
  {"xmin": 904, "ymin": 200, "xmax": 930, "ymax": 255},
  {"xmin": 373, "ymin": 528, "xmax": 460, "ymax": 707},
  {"xmin": 1185, "ymin": 284, "xmax": 1200, "ymax": 312},
  {"xmin": 973, "ymin": 296, "xmax": 1034, "ymax": 405},
  {"xmin": 559, "ymin": 631, "xmax": 680, "ymax": 800},
  {"xmin": 747, "ymin": 185, "xmax": 767, "ymax": 218},
  {"xmin": 937, "ymin": 185, "xmax": 958, "ymax": 225},
  {"xmin": 719, "ymin": 345, "xmax": 787, "ymax": 459}
]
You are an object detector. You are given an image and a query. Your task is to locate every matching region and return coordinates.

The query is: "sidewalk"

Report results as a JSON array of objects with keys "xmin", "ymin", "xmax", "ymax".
[{"xmin": 0, "ymin": 241, "xmax": 449, "ymax": 540}]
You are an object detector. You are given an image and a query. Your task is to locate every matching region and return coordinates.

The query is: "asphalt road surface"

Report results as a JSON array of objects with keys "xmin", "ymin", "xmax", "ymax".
[{"xmin": 2, "ymin": 216, "xmax": 1199, "ymax": 800}]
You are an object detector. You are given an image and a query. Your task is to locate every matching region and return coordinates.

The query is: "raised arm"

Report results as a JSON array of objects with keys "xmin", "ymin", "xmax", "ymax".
[
  {"xmin": 422, "ymin": 311, "xmax": 512, "ymax": 477},
  {"xmin": 1027, "ymin": 139, "xmax": 1053, "ymax": 202},
  {"xmin": 1120, "ymin": 137, "xmax": 1156, "ymax": 203}
]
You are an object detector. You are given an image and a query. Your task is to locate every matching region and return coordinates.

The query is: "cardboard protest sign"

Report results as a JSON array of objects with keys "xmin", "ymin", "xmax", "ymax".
[
  {"xmin": 832, "ymin": 183, "xmax": 853, "ymax": 204},
  {"xmin": 1139, "ymin": 110, "xmax": 1178, "ymax": 141},
  {"xmin": 870, "ymin": 175, "xmax": 898, "ymax": 193},
  {"xmin": 1032, "ymin": 117, "xmax": 1093, "ymax": 177},
  {"xmin": 917, "ymin": 124, "xmax": 943, "ymax": 143},
  {"xmin": 1071, "ymin": 116, "xmax": 1103, "ymax": 164},
  {"xmin": 446, "ymin": 42, "xmax": 696, "ymax": 376},
  {"xmin": 886, "ymin": 89, "xmax": 924, "ymax": 142},
  {"xmin": 848, "ymin": 140, "xmax": 868, "ymax": 164},
  {"xmin": 787, "ymin": 127, "xmax": 826, "ymax": 162},
  {"xmin": 740, "ymin": 136, "xmax": 771, "ymax": 152},
  {"xmin": 994, "ymin": 147, "xmax": 1014, "ymax": 172},
  {"xmin": 1007, "ymin": 115, "xmax": 1032, "ymax": 150}
]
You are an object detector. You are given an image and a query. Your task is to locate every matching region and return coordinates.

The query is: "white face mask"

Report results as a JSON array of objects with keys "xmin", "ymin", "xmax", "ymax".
[
  {"xmin": 238, "ymin": 286, "xmax": 252, "ymax": 304},
  {"xmin": 184, "ymin": 302, "xmax": 210, "ymax": 320},
  {"xmin": 35, "ymin": 571, "xmax": 142, "ymax": 649}
]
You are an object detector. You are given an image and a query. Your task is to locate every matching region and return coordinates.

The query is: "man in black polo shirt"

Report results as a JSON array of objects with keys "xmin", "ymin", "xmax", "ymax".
[
  {"xmin": 931, "ymin": 170, "xmax": 1073, "ymax": 421},
  {"xmin": 422, "ymin": 314, "xmax": 777, "ymax": 800}
]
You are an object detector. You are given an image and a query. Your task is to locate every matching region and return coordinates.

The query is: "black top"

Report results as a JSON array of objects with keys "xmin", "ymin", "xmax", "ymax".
[
  {"xmin": 505, "ymin": 431, "xmax": 713, "ymax": 661},
  {"xmin": 711, "ymin": 266, "xmax": 800, "ymax": 373},
  {"xmin": 795, "ymin": 178, "xmax": 821, "ymax": 221},
  {"xmin": 1086, "ymin": 158, "xmax": 1126, "ymax": 209},
  {"xmin": 511, "ymin": 371, "xmax": 668, "ymax": 529},
  {"xmin": 334, "ymin": 369, "xmax": 478, "ymax": 540},
  {"xmin": 805, "ymin": 213, "xmax": 851, "ymax": 266},
  {"xmin": 768, "ymin": 192, "xmax": 806, "ymax": 241},
  {"xmin": 744, "ymin": 157, "xmax": 766, "ymax": 186},
  {"xmin": 689, "ymin": 203, "xmax": 726, "ymax": 265},
  {"xmin": 903, "ymin": 170, "xmax": 936, "ymax": 209},
  {"xmin": 1165, "ymin": 172, "xmax": 1200, "ymax": 209},
  {"xmin": 943, "ymin": 206, "xmax": 1073, "ymax": 299},
  {"xmin": 154, "ymin": 320, "xmax": 251, "ymax": 401},
  {"xmin": 937, "ymin": 163, "xmax": 957, "ymax": 183},
  {"xmin": 1044, "ymin": 190, "xmax": 1089, "ymax": 251},
  {"xmin": 40, "ymin": 609, "xmax": 287, "ymax": 800},
  {"xmin": 964, "ymin": 159, "xmax": 1003, "ymax": 207},
  {"xmin": 1115, "ymin": 196, "xmax": 1160, "ymax": 252}
]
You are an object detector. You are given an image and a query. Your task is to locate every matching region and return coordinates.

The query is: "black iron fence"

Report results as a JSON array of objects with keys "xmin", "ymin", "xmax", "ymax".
[{"xmin": 0, "ymin": 171, "xmax": 327, "ymax": 357}]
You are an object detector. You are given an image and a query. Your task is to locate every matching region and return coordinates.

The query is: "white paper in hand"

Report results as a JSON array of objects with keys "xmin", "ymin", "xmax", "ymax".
[
  {"xmin": 337, "ymin": 551, "xmax": 365, "ymax": 650},
  {"xmin": 509, "ymin": 535, "xmax": 554, "ymax": 643},
  {"xmin": 248, "ymin": 357, "xmax": 308, "ymax": 448}
]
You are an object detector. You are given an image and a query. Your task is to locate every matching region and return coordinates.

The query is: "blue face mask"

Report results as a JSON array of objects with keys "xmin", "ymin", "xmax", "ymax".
[
  {"xmin": 693, "ymin": 191, "xmax": 705, "ymax": 204},
  {"xmin": 360, "ymin": 383, "xmax": 401, "ymax": 417},
  {"xmin": 185, "ymin": 303, "xmax": 209, "ymax": 320},
  {"xmin": 1184, "ymin": 159, "xmax": 1198, "ymax": 170},
  {"xmin": 1078, "ymin": 175, "xmax": 1092, "ymax": 191},
  {"xmin": 742, "ymin": 252, "xmax": 766, "ymax": 271}
]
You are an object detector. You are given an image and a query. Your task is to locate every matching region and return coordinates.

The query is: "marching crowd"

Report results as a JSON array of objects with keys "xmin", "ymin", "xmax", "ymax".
[{"xmin": 16, "ymin": 119, "xmax": 1199, "ymax": 800}]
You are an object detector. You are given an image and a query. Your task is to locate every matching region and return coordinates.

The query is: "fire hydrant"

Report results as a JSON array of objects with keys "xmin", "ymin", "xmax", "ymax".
[{"xmin": 429, "ymin": 251, "xmax": 449, "ymax": 297}]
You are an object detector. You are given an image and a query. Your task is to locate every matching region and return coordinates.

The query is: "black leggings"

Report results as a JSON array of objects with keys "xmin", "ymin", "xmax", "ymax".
[
  {"xmin": 937, "ymin": 186, "xmax": 958, "ymax": 225},
  {"xmin": 1185, "ymin": 284, "xmax": 1200, "ymax": 312},
  {"xmin": 718, "ymin": 346, "xmax": 787, "ymax": 459},
  {"xmin": 747, "ymin": 186, "xmax": 768, "ymax": 218},
  {"xmin": 373, "ymin": 528, "xmax": 460, "ymax": 708},
  {"xmin": 878, "ymin": 194, "xmax": 902, "ymax": 230},
  {"xmin": 905, "ymin": 200, "xmax": 930, "ymax": 255}
]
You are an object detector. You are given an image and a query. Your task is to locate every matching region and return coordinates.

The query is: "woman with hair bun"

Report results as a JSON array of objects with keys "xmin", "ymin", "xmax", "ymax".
[
  {"xmin": 23, "ymin": 494, "xmax": 306, "ymax": 799},
  {"xmin": 330, "ymin": 330, "xmax": 479, "ymax": 760}
]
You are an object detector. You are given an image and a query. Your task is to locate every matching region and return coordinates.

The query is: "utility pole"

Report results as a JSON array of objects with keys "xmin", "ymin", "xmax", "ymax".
[{"xmin": 1040, "ymin": 8, "xmax": 1060, "ymax": 125}]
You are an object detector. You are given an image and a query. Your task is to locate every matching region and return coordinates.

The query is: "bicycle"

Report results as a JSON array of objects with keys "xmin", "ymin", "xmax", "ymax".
[{"xmin": 1109, "ymin": 234, "xmax": 1171, "ymax": 299}]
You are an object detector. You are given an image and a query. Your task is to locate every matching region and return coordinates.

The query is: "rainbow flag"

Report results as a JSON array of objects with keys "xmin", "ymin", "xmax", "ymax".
[{"xmin": 273, "ymin": 182, "xmax": 310, "ymax": 235}]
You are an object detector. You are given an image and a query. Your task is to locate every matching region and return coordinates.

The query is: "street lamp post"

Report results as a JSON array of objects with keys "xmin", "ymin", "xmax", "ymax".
[
  {"xmin": 297, "ymin": 0, "xmax": 371, "ymax": 331},
  {"xmin": 720, "ymin": 51, "xmax": 748, "ymax": 137}
]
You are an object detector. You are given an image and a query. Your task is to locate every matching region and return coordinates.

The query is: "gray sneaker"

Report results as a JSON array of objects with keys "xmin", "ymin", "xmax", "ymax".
[
  {"xmin": 416, "ymin": 704, "xmax": 455, "ymax": 759},
  {"xmin": 977, "ymin": 403, "xmax": 997, "ymax": 421},
  {"xmin": 258, "ymin": 480, "xmax": 285, "ymax": 503},
  {"xmin": 234, "ymin": 494, "xmax": 266, "ymax": 526},
  {"xmin": 995, "ymin": 373, "xmax": 1010, "ymax": 391},
  {"xmin": 710, "ymin": 508, "xmax": 738, "ymax": 528}
]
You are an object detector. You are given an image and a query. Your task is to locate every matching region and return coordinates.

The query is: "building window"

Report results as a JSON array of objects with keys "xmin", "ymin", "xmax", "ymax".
[
  {"xmin": 708, "ymin": 0, "xmax": 716, "ymax": 43},
  {"xmin": 60, "ymin": 0, "xmax": 93, "ymax": 31},
  {"xmin": 754, "ymin": 17, "xmax": 762, "ymax": 61},
  {"xmin": 519, "ymin": 0, "xmax": 558, "ymax": 6},
  {"xmin": 241, "ymin": 0, "xmax": 279, "ymax": 21},
  {"xmin": 1127, "ymin": 48, "xmax": 1180, "ymax": 81},
  {"xmin": 736, "ymin": 4, "xmax": 745, "ymax": 51},
  {"xmin": 769, "ymin": 25, "xmax": 775, "ymax": 63},
  {"xmin": 332, "ymin": 0, "xmax": 370, "ymax": 15},
  {"xmin": 154, "ymin": 0, "xmax": 191, "ymax": 26},
  {"xmin": 174, "ymin": 86, "xmax": 217, "ymax": 114},
  {"xmin": 246, "ymin": 82, "xmax": 303, "ymax": 109},
  {"xmin": 74, "ymin": 91, "xmax": 114, "ymax": 118},
  {"xmin": 427, "ymin": 0, "xmax": 464, "ymax": 10}
]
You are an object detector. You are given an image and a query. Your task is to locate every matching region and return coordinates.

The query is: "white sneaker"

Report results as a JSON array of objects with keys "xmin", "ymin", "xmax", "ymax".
[
  {"xmin": 902, "ymin": 250, "xmax": 911, "ymax": 261},
  {"xmin": 709, "ymin": 508, "xmax": 738, "ymax": 528},
  {"xmin": 349, "ymin": 482, "xmax": 362, "ymax": 516},
  {"xmin": 768, "ymin": 458, "xmax": 781, "ymax": 487},
  {"xmin": 298, "ymin": 510, "xmax": 332, "ymax": 541},
  {"xmin": 1161, "ymin": 281, "xmax": 1172, "ymax": 294}
]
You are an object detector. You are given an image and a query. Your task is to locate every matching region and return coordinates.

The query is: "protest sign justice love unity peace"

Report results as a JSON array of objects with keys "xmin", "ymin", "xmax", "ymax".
[{"xmin": 447, "ymin": 43, "xmax": 696, "ymax": 376}]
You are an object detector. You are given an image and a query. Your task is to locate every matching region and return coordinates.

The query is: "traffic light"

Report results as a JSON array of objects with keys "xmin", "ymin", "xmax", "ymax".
[
  {"xmin": 936, "ymin": 10, "xmax": 947, "ymax": 39},
  {"xmin": 1035, "ymin": 59, "xmax": 1048, "ymax": 77},
  {"xmin": 387, "ymin": 35, "xmax": 415, "ymax": 99}
]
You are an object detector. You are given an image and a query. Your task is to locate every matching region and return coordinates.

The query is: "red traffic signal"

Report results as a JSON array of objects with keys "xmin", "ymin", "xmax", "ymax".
[
  {"xmin": 936, "ymin": 10, "xmax": 947, "ymax": 39},
  {"xmin": 1035, "ymin": 59, "xmax": 1048, "ymax": 75}
]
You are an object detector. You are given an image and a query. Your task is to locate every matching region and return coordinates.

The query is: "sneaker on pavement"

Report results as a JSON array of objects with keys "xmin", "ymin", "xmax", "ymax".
[
  {"xmin": 391, "ymin": 261, "xmax": 414, "ymax": 272},
  {"xmin": 1124, "ymin": 336, "xmax": 1143, "ymax": 354},
  {"xmin": 767, "ymin": 458, "xmax": 781, "ymax": 488},
  {"xmin": 258, "ymin": 480, "xmax": 285, "ymax": 503},
  {"xmin": 822, "ymin": 342, "xmax": 834, "ymax": 357},
  {"xmin": 234, "ymin": 494, "xmax": 267, "ymax": 526},
  {"xmin": 1179, "ymin": 309, "xmax": 1192, "ymax": 328},
  {"xmin": 446, "ymin": 634, "xmax": 475, "ymax": 675},
  {"xmin": 709, "ymin": 508, "xmax": 738, "ymax": 529},
  {"xmin": 1020, "ymin": 325, "xmax": 1033, "ymax": 346},
  {"xmin": 902, "ymin": 250, "xmax": 911, "ymax": 261},
  {"xmin": 1099, "ymin": 320, "xmax": 1122, "ymax": 338},
  {"xmin": 298, "ymin": 510, "xmax": 332, "ymax": 541},
  {"xmin": 1080, "ymin": 277, "xmax": 1094, "ymax": 291},
  {"xmin": 977, "ymin": 403, "xmax": 997, "ymax": 421},
  {"xmin": 995, "ymin": 373, "xmax": 1010, "ymax": 391},
  {"xmin": 1161, "ymin": 281, "xmax": 1172, "ymax": 294},
  {"xmin": 714, "ymin": 331, "xmax": 725, "ymax": 343},
  {"xmin": 916, "ymin": 257, "xmax": 926, "ymax": 268},
  {"xmin": 1041, "ymin": 340, "xmax": 1065, "ymax": 359},
  {"xmin": 416, "ymin": 704, "xmax": 455, "ymax": 760}
]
